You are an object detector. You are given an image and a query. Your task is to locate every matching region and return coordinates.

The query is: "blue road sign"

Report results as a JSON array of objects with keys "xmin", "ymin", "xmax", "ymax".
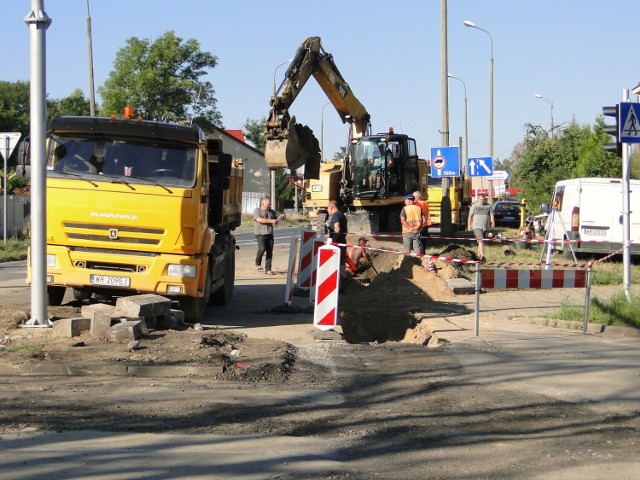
[
  {"xmin": 467, "ymin": 156, "xmax": 493, "ymax": 177},
  {"xmin": 619, "ymin": 103, "xmax": 640, "ymax": 143},
  {"xmin": 430, "ymin": 147, "xmax": 460, "ymax": 177}
]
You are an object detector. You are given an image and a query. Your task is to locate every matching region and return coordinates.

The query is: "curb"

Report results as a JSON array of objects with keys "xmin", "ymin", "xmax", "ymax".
[
  {"xmin": 523, "ymin": 317, "xmax": 640, "ymax": 336},
  {"xmin": 0, "ymin": 362, "xmax": 224, "ymax": 377}
]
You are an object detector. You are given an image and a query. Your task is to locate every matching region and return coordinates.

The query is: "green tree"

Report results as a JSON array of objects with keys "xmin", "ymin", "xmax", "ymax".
[
  {"xmin": 48, "ymin": 89, "xmax": 92, "ymax": 119},
  {"xmin": 243, "ymin": 117, "xmax": 266, "ymax": 151},
  {"xmin": 99, "ymin": 31, "xmax": 221, "ymax": 128},
  {"xmin": 0, "ymin": 80, "xmax": 30, "ymax": 134}
]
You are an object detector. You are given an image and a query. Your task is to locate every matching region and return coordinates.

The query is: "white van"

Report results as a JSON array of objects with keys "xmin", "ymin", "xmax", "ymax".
[{"xmin": 547, "ymin": 177, "xmax": 640, "ymax": 257}]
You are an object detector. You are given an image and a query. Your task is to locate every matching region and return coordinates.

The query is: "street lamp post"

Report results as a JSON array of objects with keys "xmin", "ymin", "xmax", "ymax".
[
  {"xmin": 464, "ymin": 19, "xmax": 494, "ymax": 201},
  {"xmin": 270, "ymin": 59, "xmax": 293, "ymax": 204},
  {"xmin": 448, "ymin": 73, "xmax": 468, "ymax": 171},
  {"xmin": 534, "ymin": 94, "xmax": 554, "ymax": 139},
  {"xmin": 320, "ymin": 102, "xmax": 331, "ymax": 162}
]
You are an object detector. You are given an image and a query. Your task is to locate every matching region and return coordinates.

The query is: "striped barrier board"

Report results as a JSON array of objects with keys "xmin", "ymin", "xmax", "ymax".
[
  {"xmin": 296, "ymin": 230, "xmax": 317, "ymax": 289},
  {"xmin": 481, "ymin": 269, "xmax": 586, "ymax": 289},
  {"xmin": 313, "ymin": 244, "xmax": 340, "ymax": 331}
]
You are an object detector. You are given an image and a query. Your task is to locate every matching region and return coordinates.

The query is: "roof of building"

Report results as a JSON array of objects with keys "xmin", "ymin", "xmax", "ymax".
[{"xmin": 224, "ymin": 130, "xmax": 246, "ymax": 143}]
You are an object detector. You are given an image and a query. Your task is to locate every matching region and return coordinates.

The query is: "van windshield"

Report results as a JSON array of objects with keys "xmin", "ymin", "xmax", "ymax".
[{"xmin": 47, "ymin": 134, "xmax": 198, "ymax": 188}]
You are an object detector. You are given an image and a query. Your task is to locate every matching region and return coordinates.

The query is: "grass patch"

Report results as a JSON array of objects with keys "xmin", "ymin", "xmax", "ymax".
[
  {"xmin": 0, "ymin": 237, "xmax": 28, "ymax": 262},
  {"xmin": 5, "ymin": 341, "xmax": 48, "ymax": 353},
  {"xmin": 556, "ymin": 293, "xmax": 640, "ymax": 329}
]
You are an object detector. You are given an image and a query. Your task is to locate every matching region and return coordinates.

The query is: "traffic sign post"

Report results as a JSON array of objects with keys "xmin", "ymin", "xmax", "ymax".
[
  {"xmin": 1, "ymin": 132, "xmax": 22, "ymax": 244},
  {"xmin": 619, "ymin": 102, "xmax": 640, "ymax": 143},
  {"xmin": 430, "ymin": 147, "xmax": 460, "ymax": 177},
  {"xmin": 467, "ymin": 156, "xmax": 493, "ymax": 177}
]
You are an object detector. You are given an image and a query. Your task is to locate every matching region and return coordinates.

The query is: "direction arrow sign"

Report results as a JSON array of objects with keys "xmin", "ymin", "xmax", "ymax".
[
  {"xmin": 467, "ymin": 156, "xmax": 493, "ymax": 177},
  {"xmin": 619, "ymin": 103, "xmax": 640, "ymax": 143}
]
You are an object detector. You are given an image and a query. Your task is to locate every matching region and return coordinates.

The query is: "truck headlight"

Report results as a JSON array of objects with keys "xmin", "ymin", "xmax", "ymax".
[
  {"xmin": 47, "ymin": 254, "xmax": 57, "ymax": 268},
  {"xmin": 168, "ymin": 264, "xmax": 197, "ymax": 278}
]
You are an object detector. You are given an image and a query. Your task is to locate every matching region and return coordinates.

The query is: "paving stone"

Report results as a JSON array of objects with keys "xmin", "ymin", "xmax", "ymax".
[
  {"xmin": 53, "ymin": 318, "xmax": 91, "ymax": 338},
  {"xmin": 109, "ymin": 320, "xmax": 147, "ymax": 343},
  {"xmin": 81, "ymin": 303, "xmax": 116, "ymax": 320},
  {"xmin": 115, "ymin": 294, "xmax": 172, "ymax": 319}
]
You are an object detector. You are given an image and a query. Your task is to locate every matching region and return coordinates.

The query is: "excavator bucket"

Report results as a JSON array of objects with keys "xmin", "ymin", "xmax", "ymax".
[{"xmin": 265, "ymin": 121, "xmax": 321, "ymax": 179}]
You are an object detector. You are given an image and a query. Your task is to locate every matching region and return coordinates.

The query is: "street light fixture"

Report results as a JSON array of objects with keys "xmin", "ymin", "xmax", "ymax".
[
  {"xmin": 464, "ymin": 19, "xmax": 494, "ymax": 200},
  {"xmin": 272, "ymin": 58, "xmax": 293, "ymax": 97},
  {"xmin": 534, "ymin": 93, "xmax": 554, "ymax": 139},
  {"xmin": 320, "ymin": 102, "xmax": 331, "ymax": 162},
  {"xmin": 448, "ymin": 73, "xmax": 468, "ymax": 173}
]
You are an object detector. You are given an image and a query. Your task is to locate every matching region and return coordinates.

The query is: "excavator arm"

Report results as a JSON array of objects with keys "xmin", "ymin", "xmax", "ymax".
[{"xmin": 265, "ymin": 36, "xmax": 370, "ymax": 179}]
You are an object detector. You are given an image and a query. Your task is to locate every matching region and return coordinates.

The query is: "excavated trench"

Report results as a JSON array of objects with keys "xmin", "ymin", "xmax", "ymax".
[{"xmin": 338, "ymin": 244, "xmax": 476, "ymax": 345}]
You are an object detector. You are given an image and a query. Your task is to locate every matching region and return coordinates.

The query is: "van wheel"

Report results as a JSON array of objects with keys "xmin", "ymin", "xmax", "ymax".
[{"xmin": 47, "ymin": 286, "xmax": 66, "ymax": 306}]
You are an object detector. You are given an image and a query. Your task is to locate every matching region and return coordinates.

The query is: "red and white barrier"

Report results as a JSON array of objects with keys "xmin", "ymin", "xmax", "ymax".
[
  {"xmin": 481, "ymin": 268, "xmax": 586, "ymax": 289},
  {"xmin": 313, "ymin": 243, "xmax": 341, "ymax": 331},
  {"xmin": 309, "ymin": 239, "xmax": 326, "ymax": 304},
  {"xmin": 296, "ymin": 230, "xmax": 317, "ymax": 290},
  {"xmin": 284, "ymin": 235, "xmax": 300, "ymax": 306}
]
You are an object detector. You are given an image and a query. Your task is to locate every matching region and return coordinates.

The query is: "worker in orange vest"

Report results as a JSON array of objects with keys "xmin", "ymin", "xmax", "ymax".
[
  {"xmin": 400, "ymin": 194, "xmax": 424, "ymax": 254},
  {"xmin": 413, "ymin": 190, "xmax": 431, "ymax": 252}
]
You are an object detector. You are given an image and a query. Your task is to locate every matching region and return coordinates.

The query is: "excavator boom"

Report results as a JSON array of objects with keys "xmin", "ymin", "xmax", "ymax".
[{"xmin": 265, "ymin": 37, "xmax": 370, "ymax": 179}]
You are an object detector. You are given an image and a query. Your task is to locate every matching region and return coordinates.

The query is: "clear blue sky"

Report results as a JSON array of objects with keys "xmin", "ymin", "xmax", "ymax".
[{"xmin": 3, "ymin": 1, "xmax": 637, "ymax": 165}]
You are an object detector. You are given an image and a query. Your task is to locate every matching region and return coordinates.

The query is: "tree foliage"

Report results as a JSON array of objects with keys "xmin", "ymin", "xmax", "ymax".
[
  {"xmin": 243, "ymin": 117, "xmax": 266, "ymax": 151},
  {"xmin": 99, "ymin": 31, "xmax": 221, "ymax": 129},
  {"xmin": 0, "ymin": 80, "xmax": 30, "ymax": 134},
  {"xmin": 48, "ymin": 89, "xmax": 92, "ymax": 118},
  {"xmin": 509, "ymin": 119, "xmax": 626, "ymax": 209}
]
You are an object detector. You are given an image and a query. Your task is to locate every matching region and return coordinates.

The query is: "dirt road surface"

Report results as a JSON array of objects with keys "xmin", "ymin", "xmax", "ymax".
[{"xmin": 1, "ymin": 228, "xmax": 639, "ymax": 479}]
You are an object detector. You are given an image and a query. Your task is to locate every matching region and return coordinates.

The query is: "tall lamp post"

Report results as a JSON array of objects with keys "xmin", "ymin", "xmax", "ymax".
[
  {"xmin": 320, "ymin": 102, "xmax": 331, "ymax": 162},
  {"xmin": 270, "ymin": 59, "xmax": 292, "ymax": 204},
  {"xmin": 534, "ymin": 94, "xmax": 554, "ymax": 139},
  {"xmin": 448, "ymin": 73, "xmax": 468, "ymax": 171},
  {"xmin": 464, "ymin": 19, "xmax": 494, "ymax": 201}
]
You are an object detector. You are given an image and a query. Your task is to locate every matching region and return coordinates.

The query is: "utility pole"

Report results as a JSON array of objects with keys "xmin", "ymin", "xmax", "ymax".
[
  {"xmin": 86, "ymin": 0, "xmax": 96, "ymax": 116},
  {"xmin": 440, "ymin": 0, "xmax": 452, "ymax": 235}
]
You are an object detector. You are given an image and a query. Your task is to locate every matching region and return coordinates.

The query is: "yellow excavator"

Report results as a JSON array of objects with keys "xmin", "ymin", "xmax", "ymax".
[{"xmin": 265, "ymin": 36, "xmax": 427, "ymax": 233}]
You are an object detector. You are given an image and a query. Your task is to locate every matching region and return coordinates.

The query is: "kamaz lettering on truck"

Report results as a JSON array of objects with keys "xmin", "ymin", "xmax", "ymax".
[
  {"xmin": 548, "ymin": 177, "xmax": 639, "ymax": 258},
  {"xmin": 26, "ymin": 115, "xmax": 242, "ymax": 322}
]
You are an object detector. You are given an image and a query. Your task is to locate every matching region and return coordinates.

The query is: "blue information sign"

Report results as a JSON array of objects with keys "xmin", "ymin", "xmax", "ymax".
[
  {"xmin": 430, "ymin": 147, "xmax": 460, "ymax": 177},
  {"xmin": 619, "ymin": 102, "xmax": 640, "ymax": 143},
  {"xmin": 467, "ymin": 156, "xmax": 493, "ymax": 177}
]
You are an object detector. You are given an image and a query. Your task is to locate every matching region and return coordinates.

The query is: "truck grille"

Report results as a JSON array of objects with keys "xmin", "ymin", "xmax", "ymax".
[{"xmin": 64, "ymin": 222, "xmax": 164, "ymax": 246}]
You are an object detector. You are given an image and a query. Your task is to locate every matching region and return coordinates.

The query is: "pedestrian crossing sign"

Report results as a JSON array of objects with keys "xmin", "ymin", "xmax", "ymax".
[{"xmin": 619, "ymin": 102, "xmax": 640, "ymax": 143}]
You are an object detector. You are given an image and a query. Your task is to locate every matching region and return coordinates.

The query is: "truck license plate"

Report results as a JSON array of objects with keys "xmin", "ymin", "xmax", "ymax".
[
  {"xmin": 90, "ymin": 274, "xmax": 130, "ymax": 287},
  {"xmin": 583, "ymin": 228, "xmax": 606, "ymax": 236}
]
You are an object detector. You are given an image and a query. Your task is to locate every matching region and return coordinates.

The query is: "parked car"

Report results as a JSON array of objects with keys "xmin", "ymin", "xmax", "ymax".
[{"xmin": 492, "ymin": 201, "xmax": 522, "ymax": 227}]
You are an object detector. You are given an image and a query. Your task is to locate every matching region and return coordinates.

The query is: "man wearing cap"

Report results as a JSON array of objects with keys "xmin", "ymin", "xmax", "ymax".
[
  {"xmin": 347, "ymin": 236, "xmax": 372, "ymax": 275},
  {"xmin": 400, "ymin": 194, "xmax": 425, "ymax": 254}
]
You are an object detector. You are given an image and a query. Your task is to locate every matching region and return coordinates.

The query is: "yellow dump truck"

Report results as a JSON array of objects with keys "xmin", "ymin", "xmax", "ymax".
[{"xmin": 26, "ymin": 115, "xmax": 242, "ymax": 322}]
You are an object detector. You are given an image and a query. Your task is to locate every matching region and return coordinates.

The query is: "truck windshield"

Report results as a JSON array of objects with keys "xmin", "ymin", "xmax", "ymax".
[{"xmin": 47, "ymin": 134, "xmax": 198, "ymax": 188}]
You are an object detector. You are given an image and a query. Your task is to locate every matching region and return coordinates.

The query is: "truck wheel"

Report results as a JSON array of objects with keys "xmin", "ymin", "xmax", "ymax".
[
  {"xmin": 47, "ymin": 286, "xmax": 66, "ymax": 306},
  {"xmin": 181, "ymin": 269, "xmax": 212, "ymax": 323},
  {"xmin": 211, "ymin": 239, "xmax": 235, "ymax": 305}
]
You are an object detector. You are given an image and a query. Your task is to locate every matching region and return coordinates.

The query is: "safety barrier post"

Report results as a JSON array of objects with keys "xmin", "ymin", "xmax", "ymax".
[
  {"xmin": 474, "ymin": 263, "xmax": 481, "ymax": 337},
  {"xmin": 296, "ymin": 229, "xmax": 317, "ymax": 290},
  {"xmin": 583, "ymin": 265, "xmax": 593, "ymax": 334},
  {"xmin": 309, "ymin": 238, "xmax": 326, "ymax": 304},
  {"xmin": 284, "ymin": 234, "xmax": 299, "ymax": 306},
  {"xmin": 313, "ymin": 242, "xmax": 340, "ymax": 331}
]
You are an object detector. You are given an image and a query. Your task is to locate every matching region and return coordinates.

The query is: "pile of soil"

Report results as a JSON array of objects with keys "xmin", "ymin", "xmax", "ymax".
[{"xmin": 339, "ymin": 243, "xmax": 475, "ymax": 344}]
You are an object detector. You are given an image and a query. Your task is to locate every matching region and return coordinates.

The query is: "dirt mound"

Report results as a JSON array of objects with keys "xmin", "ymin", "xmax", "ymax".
[{"xmin": 339, "ymin": 243, "xmax": 476, "ymax": 344}]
